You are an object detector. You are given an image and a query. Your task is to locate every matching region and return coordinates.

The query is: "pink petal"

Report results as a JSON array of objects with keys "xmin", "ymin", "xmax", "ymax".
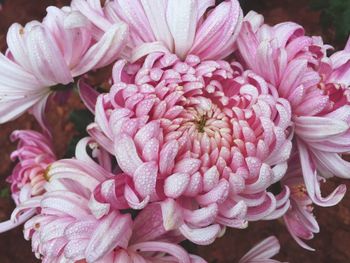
[
  {"xmin": 191, "ymin": 0, "xmax": 242, "ymax": 60},
  {"xmin": 164, "ymin": 173, "xmax": 190, "ymax": 198},
  {"xmin": 78, "ymin": 80, "xmax": 99, "ymax": 114},
  {"xmin": 85, "ymin": 212, "xmax": 132, "ymax": 262},
  {"xmin": 26, "ymin": 25, "xmax": 73, "ymax": 86},
  {"xmin": 183, "ymin": 204, "xmax": 218, "ymax": 227},
  {"xmin": 166, "ymin": 0, "xmax": 197, "ymax": 59},
  {"xmin": 203, "ymin": 166, "xmax": 219, "ymax": 192},
  {"xmin": 133, "ymin": 161, "xmax": 158, "ymax": 197},
  {"xmin": 161, "ymin": 198, "xmax": 183, "ymax": 231},
  {"xmin": 174, "ymin": 158, "xmax": 201, "ymax": 175},
  {"xmin": 298, "ymin": 139, "xmax": 346, "ymax": 207},
  {"xmin": 72, "ymin": 22, "xmax": 128, "ymax": 76},
  {"xmin": 295, "ymin": 116, "xmax": 349, "ymax": 142},
  {"xmin": 114, "ymin": 134, "xmax": 143, "ymax": 176},
  {"xmin": 196, "ymin": 179, "xmax": 229, "ymax": 206},
  {"xmin": 140, "ymin": 0, "xmax": 174, "ymax": 51},
  {"xmin": 179, "ymin": 223, "xmax": 221, "ymax": 245},
  {"xmin": 159, "ymin": 140, "xmax": 179, "ymax": 175},
  {"xmin": 239, "ymin": 236, "xmax": 280, "ymax": 263},
  {"xmin": 130, "ymin": 241, "xmax": 191, "ymax": 263}
]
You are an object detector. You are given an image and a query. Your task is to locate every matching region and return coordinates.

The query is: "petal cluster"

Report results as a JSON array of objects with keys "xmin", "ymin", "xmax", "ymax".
[
  {"xmin": 72, "ymin": 0, "xmax": 243, "ymax": 61},
  {"xmin": 236, "ymin": 11, "xmax": 350, "ymax": 207},
  {"xmin": 0, "ymin": 130, "xmax": 56, "ymax": 233},
  {"xmin": 0, "ymin": 5, "xmax": 128, "ymax": 126},
  {"xmin": 88, "ymin": 51, "xmax": 293, "ymax": 244},
  {"xmin": 20, "ymin": 138, "xmax": 203, "ymax": 263},
  {"xmin": 1, "ymin": 1, "xmax": 350, "ymax": 262}
]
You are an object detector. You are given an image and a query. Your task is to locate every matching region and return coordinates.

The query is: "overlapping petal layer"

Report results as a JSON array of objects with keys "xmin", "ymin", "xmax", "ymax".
[
  {"xmin": 72, "ymin": 0, "xmax": 243, "ymax": 61},
  {"xmin": 15, "ymin": 138, "xmax": 201, "ymax": 263},
  {"xmin": 237, "ymin": 11, "xmax": 350, "ymax": 207},
  {"xmin": 87, "ymin": 52, "xmax": 293, "ymax": 244},
  {"xmin": 0, "ymin": 130, "xmax": 56, "ymax": 233},
  {"xmin": 0, "ymin": 6, "xmax": 128, "ymax": 127}
]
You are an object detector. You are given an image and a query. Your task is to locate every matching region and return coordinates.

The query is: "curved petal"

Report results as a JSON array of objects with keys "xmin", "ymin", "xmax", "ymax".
[
  {"xmin": 140, "ymin": 0, "xmax": 173, "ymax": 51},
  {"xmin": 166, "ymin": 0, "xmax": 197, "ymax": 59},
  {"xmin": 0, "ymin": 209, "xmax": 36, "ymax": 233},
  {"xmin": 130, "ymin": 241, "xmax": 191, "ymax": 263},
  {"xmin": 72, "ymin": 22, "xmax": 128, "ymax": 76},
  {"xmin": 85, "ymin": 212, "xmax": 132, "ymax": 262},
  {"xmin": 239, "ymin": 236, "xmax": 280, "ymax": 263},
  {"xmin": 179, "ymin": 223, "xmax": 221, "ymax": 245},
  {"xmin": 295, "ymin": 116, "xmax": 349, "ymax": 142},
  {"xmin": 26, "ymin": 25, "xmax": 73, "ymax": 86},
  {"xmin": 78, "ymin": 80, "xmax": 99, "ymax": 114},
  {"xmin": 298, "ymin": 139, "xmax": 346, "ymax": 207}
]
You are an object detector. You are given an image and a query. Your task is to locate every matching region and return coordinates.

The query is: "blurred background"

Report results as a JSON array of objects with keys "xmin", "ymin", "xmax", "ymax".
[{"xmin": 0, "ymin": 0, "xmax": 349, "ymax": 262}]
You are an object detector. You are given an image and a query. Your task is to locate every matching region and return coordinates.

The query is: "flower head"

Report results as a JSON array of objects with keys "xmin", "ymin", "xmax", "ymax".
[
  {"xmin": 236, "ymin": 11, "xmax": 349, "ymax": 207},
  {"xmin": 18, "ymin": 138, "xmax": 203, "ymax": 263},
  {"xmin": 7, "ymin": 130, "xmax": 56, "ymax": 204},
  {"xmin": 282, "ymin": 155, "xmax": 320, "ymax": 251},
  {"xmin": 0, "ymin": 130, "xmax": 56, "ymax": 233},
  {"xmin": 87, "ymin": 51, "xmax": 293, "ymax": 244},
  {"xmin": 0, "ymin": 6, "xmax": 128, "ymax": 128}
]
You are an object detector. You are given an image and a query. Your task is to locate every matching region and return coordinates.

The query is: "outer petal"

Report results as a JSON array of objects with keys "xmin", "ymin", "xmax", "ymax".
[
  {"xmin": 166, "ymin": 0, "xmax": 197, "ymax": 59},
  {"xmin": 72, "ymin": 22, "xmax": 128, "ymax": 76},
  {"xmin": 133, "ymin": 161, "xmax": 158, "ymax": 197},
  {"xmin": 239, "ymin": 236, "xmax": 281, "ymax": 263},
  {"xmin": 298, "ymin": 139, "xmax": 346, "ymax": 207},
  {"xmin": 295, "ymin": 116, "xmax": 349, "ymax": 142},
  {"xmin": 78, "ymin": 80, "xmax": 99, "ymax": 114},
  {"xmin": 114, "ymin": 134, "xmax": 143, "ymax": 176},
  {"xmin": 179, "ymin": 223, "xmax": 221, "ymax": 245},
  {"xmin": 130, "ymin": 242, "xmax": 191, "ymax": 263},
  {"xmin": 190, "ymin": 0, "xmax": 242, "ymax": 60},
  {"xmin": 140, "ymin": 0, "xmax": 173, "ymax": 51},
  {"xmin": 85, "ymin": 212, "xmax": 132, "ymax": 262},
  {"xmin": 26, "ymin": 25, "xmax": 73, "ymax": 86}
]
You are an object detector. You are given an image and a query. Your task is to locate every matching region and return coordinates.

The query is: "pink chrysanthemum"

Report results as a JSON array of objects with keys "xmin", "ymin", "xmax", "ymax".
[
  {"xmin": 86, "ymin": 51, "xmax": 293, "ymax": 244},
  {"xmin": 0, "ymin": 130, "xmax": 55, "ymax": 233},
  {"xmin": 0, "ymin": 6, "xmax": 127, "ymax": 128},
  {"xmin": 7, "ymin": 130, "xmax": 56, "ymax": 204},
  {"xmin": 282, "ymin": 155, "xmax": 320, "ymax": 251},
  {"xmin": 236, "ymin": 11, "xmax": 349, "ymax": 207},
  {"xmin": 15, "ymin": 138, "xmax": 203, "ymax": 263}
]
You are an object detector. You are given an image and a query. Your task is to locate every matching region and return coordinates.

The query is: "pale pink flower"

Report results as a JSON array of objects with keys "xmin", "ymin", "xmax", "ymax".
[
  {"xmin": 0, "ymin": 130, "xmax": 55, "ymax": 233},
  {"xmin": 239, "ymin": 236, "xmax": 283, "ymax": 263},
  {"xmin": 16, "ymin": 138, "xmax": 203, "ymax": 263},
  {"xmin": 236, "ymin": 11, "xmax": 348, "ymax": 207},
  {"xmin": 282, "ymin": 155, "xmax": 320, "ymax": 251},
  {"xmin": 0, "ymin": 6, "xmax": 128, "ymax": 128},
  {"xmin": 7, "ymin": 130, "xmax": 56, "ymax": 203},
  {"xmin": 86, "ymin": 52, "xmax": 293, "ymax": 245},
  {"xmin": 71, "ymin": 0, "xmax": 243, "ymax": 61}
]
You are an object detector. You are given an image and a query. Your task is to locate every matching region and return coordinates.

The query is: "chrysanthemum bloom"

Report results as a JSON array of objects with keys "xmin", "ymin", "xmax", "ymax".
[
  {"xmin": 237, "ymin": 11, "xmax": 348, "ymax": 207},
  {"xmin": 87, "ymin": 51, "xmax": 293, "ymax": 245},
  {"xmin": 71, "ymin": 0, "xmax": 243, "ymax": 62},
  {"xmin": 239, "ymin": 236, "xmax": 282, "ymax": 263},
  {"xmin": 0, "ymin": 130, "xmax": 56, "ymax": 232},
  {"xmin": 0, "ymin": 6, "xmax": 127, "ymax": 128},
  {"xmin": 14, "ymin": 138, "xmax": 203, "ymax": 263},
  {"xmin": 282, "ymin": 155, "xmax": 320, "ymax": 251}
]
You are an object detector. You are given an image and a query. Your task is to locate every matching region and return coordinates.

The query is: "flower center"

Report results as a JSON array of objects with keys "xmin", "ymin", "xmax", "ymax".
[
  {"xmin": 291, "ymin": 183, "xmax": 308, "ymax": 200},
  {"xmin": 196, "ymin": 115, "xmax": 207, "ymax": 133},
  {"xmin": 43, "ymin": 165, "xmax": 52, "ymax": 182}
]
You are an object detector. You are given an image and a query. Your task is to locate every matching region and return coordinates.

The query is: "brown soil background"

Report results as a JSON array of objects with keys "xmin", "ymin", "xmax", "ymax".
[{"xmin": 0, "ymin": 1, "xmax": 349, "ymax": 262}]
